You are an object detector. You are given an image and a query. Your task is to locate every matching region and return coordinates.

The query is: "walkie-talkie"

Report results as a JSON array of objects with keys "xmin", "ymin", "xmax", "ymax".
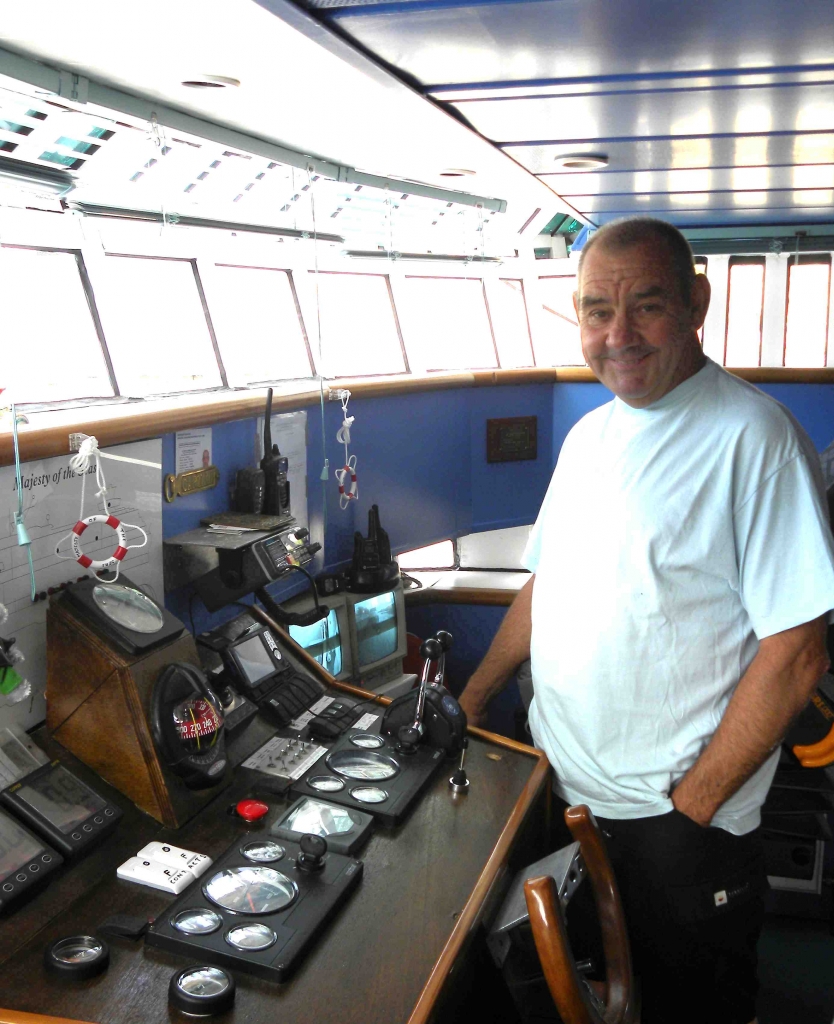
[{"xmin": 261, "ymin": 388, "xmax": 291, "ymax": 518}]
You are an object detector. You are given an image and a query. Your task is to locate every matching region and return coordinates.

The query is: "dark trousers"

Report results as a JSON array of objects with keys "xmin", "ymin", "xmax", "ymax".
[{"xmin": 553, "ymin": 799, "xmax": 767, "ymax": 1024}]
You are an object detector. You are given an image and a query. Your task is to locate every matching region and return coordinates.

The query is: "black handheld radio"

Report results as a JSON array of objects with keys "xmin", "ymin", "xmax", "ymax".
[{"xmin": 261, "ymin": 388, "xmax": 291, "ymax": 518}]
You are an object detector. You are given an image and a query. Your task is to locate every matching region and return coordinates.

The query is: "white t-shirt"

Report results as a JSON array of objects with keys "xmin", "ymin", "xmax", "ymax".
[{"xmin": 523, "ymin": 359, "xmax": 834, "ymax": 834}]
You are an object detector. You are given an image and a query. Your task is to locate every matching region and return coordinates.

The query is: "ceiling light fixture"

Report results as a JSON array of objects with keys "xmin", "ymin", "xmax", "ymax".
[
  {"xmin": 439, "ymin": 168, "xmax": 476, "ymax": 178},
  {"xmin": 553, "ymin": 154, "xmax": 609, "ymax": 171},
  {"xmin": 181, "ymin": 76, "xmax": 241, "ymax": 90}
]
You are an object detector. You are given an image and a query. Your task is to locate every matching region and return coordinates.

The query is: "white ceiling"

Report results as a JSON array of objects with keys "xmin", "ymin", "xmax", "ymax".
[{"xmin": 0, "ymin": 0, "xmax": 578, "ymax": 234}]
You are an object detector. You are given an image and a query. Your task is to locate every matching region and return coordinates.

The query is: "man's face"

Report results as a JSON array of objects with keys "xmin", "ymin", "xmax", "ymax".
[{"xmin": 573, "ymin": 240, "xmax": 710, "ymax": 408}]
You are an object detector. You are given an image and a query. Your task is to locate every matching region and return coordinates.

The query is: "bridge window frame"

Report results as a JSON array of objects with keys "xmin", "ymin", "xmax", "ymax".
[{"xmin": 783, "ymin": 253, "xmax": 832, "ymax": 369}]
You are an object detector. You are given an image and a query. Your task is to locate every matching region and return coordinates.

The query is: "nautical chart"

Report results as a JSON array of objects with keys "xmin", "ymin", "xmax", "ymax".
[{"xmin": 0, "ymin": 439, "xmax": 163, "ymax": 731}]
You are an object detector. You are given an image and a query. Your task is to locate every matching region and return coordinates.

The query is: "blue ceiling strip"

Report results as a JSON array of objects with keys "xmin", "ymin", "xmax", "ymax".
[
  {"xmin": 538, "ymin": 163, "xmax": 834, "ymax": 178},
  {"xmin": 501, "ymin": 129, "xmax": 834, "ymax": 148},
  {"xmin": 326, "ymin": 0, "xmax": 553, "ymax": 17},
  {"xmin": 555, "ymin": 188, "xmax": 834, "ymax": 199},
  {"xmin": 449, "ymin": 78, "xmax": 834, "ymax": 104},
  {"xmin": 426, "ymin": 63, "xmax": 834, "ymax": 94}
]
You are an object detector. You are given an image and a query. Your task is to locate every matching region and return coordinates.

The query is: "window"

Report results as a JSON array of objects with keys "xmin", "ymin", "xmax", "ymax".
[
  {"xmin": 203, "ymin": 265, "xmax": 313, "ymax": 385},
  {"xmin": 725, "ymin": 257, "xmax": 765, "ymax": 367},
  {"xmin": 312, "ymin": 272, "xmax": 406, "ymax": 377},
  {"xmin": 538, "ymin": 276, "xmax": 582, "ymax": 365},
  {"xmin": 784, "ymin": 256, "xmax": 831, "ymax": 368},
  {"xmin": 397, "ymin": 540, "xmax": 456, "ymax": 570},
  {"xmin": 90, "ymin": 255, "xmax": 224, "ymax": 397},
  {"xmin": 0, "ymin": 246, "xmax": 114, "ymax": 404},
  {"xmin": 489, "ymin": 280, "xmax": 535, "ymax": 368},
  {"xmin": 399, "ymin": 277, "xmax": 498, "ymax": 372}
]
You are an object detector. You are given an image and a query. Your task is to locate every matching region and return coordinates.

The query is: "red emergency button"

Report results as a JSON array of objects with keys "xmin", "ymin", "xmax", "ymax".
[{"xmin": 235, "ymin": 799, "xmax": 269, "ymax": 823}]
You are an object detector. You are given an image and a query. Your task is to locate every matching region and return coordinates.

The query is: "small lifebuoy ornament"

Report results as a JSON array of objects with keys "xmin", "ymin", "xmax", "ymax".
[{"xmin": 70, "ymin": 514, "xmax": 129, "ymax": 572}]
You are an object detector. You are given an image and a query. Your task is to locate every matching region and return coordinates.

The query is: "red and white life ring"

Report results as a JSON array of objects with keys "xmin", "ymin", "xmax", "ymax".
[{"xmin": 70, "ymin": 514, "xmax": 128, "ymax": 572}]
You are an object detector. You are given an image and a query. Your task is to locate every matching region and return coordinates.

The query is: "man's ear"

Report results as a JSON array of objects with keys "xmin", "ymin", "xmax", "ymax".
[{"xmin": 691, "ymin": 273, "xmax": 711, "ymax": 331}]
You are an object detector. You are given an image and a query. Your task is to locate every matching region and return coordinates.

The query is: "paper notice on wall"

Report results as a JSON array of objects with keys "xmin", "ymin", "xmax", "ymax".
[
  {"xmin": 175, "ymin": 428, "xmax": 212, "ymax": 474},
  {"xmin": 256, "ymin": 410, "xmax": 308, "ymax": 529},
  {"xmin": 0, "ymin": 439, "xmax": 163, "ymax": 732}
]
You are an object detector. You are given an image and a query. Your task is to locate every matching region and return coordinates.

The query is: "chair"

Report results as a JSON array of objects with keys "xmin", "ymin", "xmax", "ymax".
[{"xmin": 523, "ymin": 805, "xmax": 639, "ymax": 1024}]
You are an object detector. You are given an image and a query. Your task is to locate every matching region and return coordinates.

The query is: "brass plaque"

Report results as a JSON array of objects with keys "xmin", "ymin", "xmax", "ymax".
[
  {"xmin": 164, "ymin": 465, "xmax": 220, "ymax": 502},
  {"xmin": 486, "ymin": 417, "xmax": 537, "ymax": 463}
]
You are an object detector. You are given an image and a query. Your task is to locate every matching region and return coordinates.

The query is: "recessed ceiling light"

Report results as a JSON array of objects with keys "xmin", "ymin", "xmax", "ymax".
[
  {"xmin": 553, "ymin": 154, "xmax": 608, "ymax": 171},
  {"xmin": 439, "ymin": 168, "xmax": 476, "ymax": 177},
  {"xmin": 181, "ymin": 75, "xmax": 241, "ymax": 89}
]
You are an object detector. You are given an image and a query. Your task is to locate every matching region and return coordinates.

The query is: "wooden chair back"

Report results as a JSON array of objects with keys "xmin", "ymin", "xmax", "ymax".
[{"xmin": 523, "ymin": 804, "xmax": 639, "ymax": 1024}]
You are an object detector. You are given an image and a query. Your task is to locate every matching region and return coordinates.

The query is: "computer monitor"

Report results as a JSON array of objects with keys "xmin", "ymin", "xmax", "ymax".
[
  {"xmin": 344, "ymin": 580, "xmax": 412, "ymax": 697},
  {"xmin": 285, "ymin": 592, "xmax": 352, "ymax": 682}
]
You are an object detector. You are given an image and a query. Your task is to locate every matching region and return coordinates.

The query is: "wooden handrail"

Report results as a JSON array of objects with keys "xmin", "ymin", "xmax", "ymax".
[
  {"xmin": 4, "ymin": 365, "xmax": 833, "ymax": 468},
  {"xmin": 0, "ymin": 1011, "xmax": 98, "ymax": 1024},
  {"xmin": 524, "ymin": 804, "xmax": 637, "ymax": 1024}
]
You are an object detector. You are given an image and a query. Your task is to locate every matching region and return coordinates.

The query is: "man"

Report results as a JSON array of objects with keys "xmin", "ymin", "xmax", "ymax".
[{"xmin": 459, "ymin": 218, "xmax": 834, "ymax": 1024}]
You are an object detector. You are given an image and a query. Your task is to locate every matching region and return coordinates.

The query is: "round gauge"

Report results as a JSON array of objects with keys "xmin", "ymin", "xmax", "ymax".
[
  {"xmin": 45, "ymin": 935, "xmax": 110, "ymax": 979},
  {"xmin": 203, "ymin": 866, "xmax": 297, "ymax": 914},
  {"xmin": 92, "ymin": 584, "xmax": 164, "ymax": 633},
  {"xmin": 351, "ymin": 786, "xmax": 388, "ymax": 805},
  {"xmin": 169, "ymin": 965, "xmax": 235, "ymax": 1016},
  {"xmin": 226, "ymin": 923, "xmax": 277, "ymax": 951},
  {"xmin": 172, "ymin": 696, "xmax": 223, "ymax": 755},
  {"xmin": 172, "ymin": 909, "xmax": 222, "ymax": 935},
  {"xmin": 350, "ymin": 733, "xmax": 385, "ymax": 749},
  {"xmin": 326, "ymin": 749, "xmax": 400, "ymax": 781},
  {"xmin": 241, "ymin": 840, "xmax": 285, "ymax": 863},
  {"xmin": 308, "ymin": 775, "xmax": 345, "ymax": 793}
]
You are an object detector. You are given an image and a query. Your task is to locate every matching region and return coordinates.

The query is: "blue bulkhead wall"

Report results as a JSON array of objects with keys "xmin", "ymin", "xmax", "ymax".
[{"xmin": 163, "ymin": 383, "xmax": 554, "ymax": 634}]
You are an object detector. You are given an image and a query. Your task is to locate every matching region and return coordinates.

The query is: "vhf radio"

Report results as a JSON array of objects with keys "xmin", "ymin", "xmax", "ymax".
[{"xmin": 261, "ymin": 388, "xmax": 291, "ymax": 518}]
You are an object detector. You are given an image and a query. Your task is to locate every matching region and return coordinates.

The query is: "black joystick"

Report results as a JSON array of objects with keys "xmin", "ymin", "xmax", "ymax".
[
  {"xmin": 420, "ymin": 637, "xmax": 443, "ymax": 663},
  {"xmin": 449, "ymin": 737, "xmax": 470, "ymax": 793},
  {"xmin": 297, "ymin": 833, "xmax": 327, "ymax": 872},
  {"xmin": 397, "ymin": 725, "xmax": 421, "ymax": 754},
  {"xmin": 435, "ymin": 630, "xmax": 453, "ymax": 652}
]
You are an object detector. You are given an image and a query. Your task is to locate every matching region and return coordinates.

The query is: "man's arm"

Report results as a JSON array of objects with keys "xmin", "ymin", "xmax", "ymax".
[
  {"xmin": 672, "ymin": 615, "xmax": 830, "ymax": 826},
  {"xmin": 458, "ymin": 575, "xmax": 535, "ymax": 728}
]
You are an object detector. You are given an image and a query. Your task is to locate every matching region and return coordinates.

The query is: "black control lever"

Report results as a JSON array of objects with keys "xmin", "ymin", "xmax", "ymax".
[
  {"xmin": 433, "ymin": 630, "xmax": 452, "ymax": 688},
  {"xmin": 397, "ymin": 637, "xmax": 442, "ymax": 753},
  {"xmin": 297, "ymin": 833, "xmax": 327, "ymax": 872},
  {"xmin": 449, "ymin": 737, "xmax": 470, "ymax": 793}
]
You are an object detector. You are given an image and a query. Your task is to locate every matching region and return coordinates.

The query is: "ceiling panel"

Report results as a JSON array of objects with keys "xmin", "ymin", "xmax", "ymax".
[
  {"xmin": 329, "ymin": 0, "xmax": 834, "ymax": 88},
  {"xmin": 571, "ymin": 188, "xmax": 834, "ymax": 215},
  {"xmin": 597, "ymin": 205, "xmax": 834, "ymax": 226},
  {"xmin": 450, "ymin": 83, "xmax": 834, "ymax": 145},
  {"xmin": 503, "ymin": 135, "xmax": 834, "ymax": 176},
  {"xmin": 543, "ymin": 165, "xmax": 834, "ymax": 196}
]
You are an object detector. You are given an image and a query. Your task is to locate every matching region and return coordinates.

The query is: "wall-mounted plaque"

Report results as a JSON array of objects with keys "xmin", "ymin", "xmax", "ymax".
[{"xmin": 486, "ymin": 417, "xmax": 537, "ymax": 463}]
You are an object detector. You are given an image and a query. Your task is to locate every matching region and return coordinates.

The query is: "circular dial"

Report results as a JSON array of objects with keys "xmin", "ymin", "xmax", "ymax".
[
  {"xmin": 226, "ymin": 923, "xmax": 277, "ymax": 951},
  {"xmin": 308, "ymin": 776, "xmax": 344, "ymax": 793},
  {"xmin": 326, "ymin": 749, "xmax": 399, "ymax": 781},
  {"xmin": 241, "ymin": 840, "xmax": 285, "ymax": 863},
  {"xmin": 92, "ymin": 584, "xmax": 164, "ymax": 633},
  {"xmin": 172, "ymin": 696, "xmax": 223, "ymax": 755},
  {"xmin": 172, "ymin": 909, "xmax": 222, "ymax": 935},
  {"xmin": 169, "ymin": 965, "xmax": 235, "ymax": 1016},
  {"xmin": 45, "ymin": 935, "xmax": 110, "ymax": 979},
  {"xmin": 203, "ymin": 866, "xmax": 297, "ymax": 914},
  {"xmin": 351, "ymin": 786, "xmax": 389, "ymax": 804},
  {"xmin": 350, "ymin": 733, "xmax": 385, "ymax": 749}
]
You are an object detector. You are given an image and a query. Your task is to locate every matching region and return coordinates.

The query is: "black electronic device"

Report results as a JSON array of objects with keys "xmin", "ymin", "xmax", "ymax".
[
  {"xmin": 151, "ymin": 663, "xmax": 229, "ymax": 791},
  {"xmin": 232, "ymin": 467, "xmax": 265, "ymax": 515},
  {"xmin": 1, "ymin": 760, "xmax": 122, "ymax": 859},
  {"xmin": 270, "ymin": 796, "xmax": 374, "ymax": 855},
  {"xmin": 290, "ymin": 728, "xmax": 445, "ymax": 827},
  {"xmin": 200, "ymin": 619, "xmax": 325, "ymax": 727},
  {"xmin": 307, "ymin": 698, "xmax": 361, "ymax": 741},
  {"xmin": 261, "ymin": 388, "xmax": 291, "ymax": 518},
  {"xmin": 0, "ymin": 807, "xmax": 63, "ymax": 912},
  {"xmin": 381, "ymin": 636, "xmax": 467, "ymax": 756},
  {"xmin": 146, "ymin": 832, "xmax": 363, "ymax": 982},
  {"xmin": 348, "ymin": 505, "xmax": 399, "ymax": 594},
  {"xmin": 61, "ymin": 575, "xmax": 185, "ymax": 656}
]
